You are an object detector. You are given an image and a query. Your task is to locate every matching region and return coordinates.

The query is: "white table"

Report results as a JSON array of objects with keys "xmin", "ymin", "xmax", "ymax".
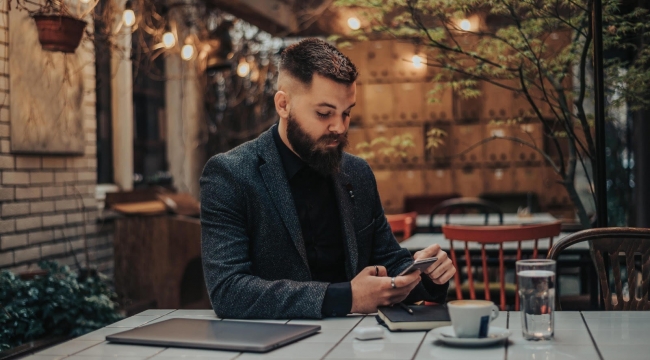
[
  {"xmin": 400, "ymin": 232, "xmax": 590, "ymax": 253},
  {"xmin": 416, "ymin": 213, "xmax": 558, "ymax": 228},
  {"xmin": 21, "ymin": 310, "xmax": 650, "ymax": 360}
]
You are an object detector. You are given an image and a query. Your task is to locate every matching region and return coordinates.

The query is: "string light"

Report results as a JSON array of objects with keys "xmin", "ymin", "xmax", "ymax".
[
  {"xmin": 347, "ymin": 17, "xmax": 361, "ymax": 30},
  {"xmin": 123, "ymin": 1, "xmax": 136, "ymax": 27},
  {"xmin": 460, "ymin": 19, "xmax": 471, "ymax": 31},
  {"xmin": 237, "ymin": 59, "xmax": 250, "ymax": 77},
  {"xmin": 162, "ymin": 27, "xmax": 176, "ymax": 49},
  {"xmin": 181, "ymin": 43, "xmax": 195, "ymax": 60},
  {"xmin": 412, "ymin": 55, "xmax": 423, "ymax": 68}
]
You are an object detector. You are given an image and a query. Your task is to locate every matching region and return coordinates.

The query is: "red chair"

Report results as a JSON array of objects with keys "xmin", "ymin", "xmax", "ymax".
[
  {"xmin": 442, "ymin": 222, "xmax": 561, "ymax": 310},
  {"xmin": 386, "ymin": 211, "xmax": 417, "ymax": 242}
]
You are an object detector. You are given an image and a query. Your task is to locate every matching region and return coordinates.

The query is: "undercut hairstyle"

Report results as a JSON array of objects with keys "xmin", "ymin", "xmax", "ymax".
[{"xmin": 280, "ymin": 38, "xmax": 358, "ymax": 86}]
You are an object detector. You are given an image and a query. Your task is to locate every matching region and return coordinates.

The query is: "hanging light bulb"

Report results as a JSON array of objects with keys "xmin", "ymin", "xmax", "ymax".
[
  {"xmin": 123, "ymin": 1, "xmax": 136, "ymax": 27},
  {"xmin": 162, "ymin": 25, "xmax": 176, "ymax": 49},
  {"xmin": 181, "ymin": 43, "xmax": 195, "ymax": 61},
  {"xmin": 460, "ymin": 19, "xmax": 471, "ymax": 31},
  {"xmin": 347, "ymin": 17, "xmax": 361, "ymax": 30},
  {"xmin": 237, "ymin": 59, "xmax": 250, "ymax": 77},
  {"xmin": 412, "ymin": 55, "xmax": 423, "ymax": 68},
  {"xmin": 80, "ymin": 0, "xmax": 91, "ymax": 3}
]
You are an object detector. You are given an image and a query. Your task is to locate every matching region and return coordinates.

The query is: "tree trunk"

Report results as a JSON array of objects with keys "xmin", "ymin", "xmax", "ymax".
[
  {"xmin": 564, "ymin": 180, "xmax": 592, "ymax": 229},
  {"xmin": 634, "ymin": 109, "xmax": 650, "ymax": 227}
]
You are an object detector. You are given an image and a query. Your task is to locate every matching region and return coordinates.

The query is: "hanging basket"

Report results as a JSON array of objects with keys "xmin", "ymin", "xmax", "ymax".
[{"xmin": 32, "ymin": 15, "xmax": 87, "ymax": 54}]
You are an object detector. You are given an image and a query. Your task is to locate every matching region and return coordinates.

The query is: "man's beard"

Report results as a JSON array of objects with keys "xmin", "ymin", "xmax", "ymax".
[{"xmin": 286, "ymin": 111, "xmax": 348, "ymax": 176}]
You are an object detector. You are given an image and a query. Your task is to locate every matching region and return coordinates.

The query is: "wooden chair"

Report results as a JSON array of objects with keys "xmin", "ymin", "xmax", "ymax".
[
  {"xmin": 429, "ymin": 197, "xmax": 504, "ymax": 233},
  {"xmin": 547, "ymin": 227, "xmax": 650, "ymax": 310},
  {"xmin": 442, "ymin": 222, "xmax": 562, "ymax": 310},
  {"xmin": 386, "ymin": 211, "xmax": 417, "ymax": 242}
]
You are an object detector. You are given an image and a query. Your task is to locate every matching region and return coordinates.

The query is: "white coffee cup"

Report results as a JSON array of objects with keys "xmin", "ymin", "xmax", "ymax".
[{"xmin": 447, "ymin": 300, "xmax": 499, "ymax": 338}]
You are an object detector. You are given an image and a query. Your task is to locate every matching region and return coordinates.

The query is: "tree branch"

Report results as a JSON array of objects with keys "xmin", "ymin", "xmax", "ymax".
[
  {"xmin": 406, "ymin": 0, "xmax": 520, "ymax": 73},
  {"xmin": 518, "ymin": 66, "xmax": 566, "ymax": 176},
  {"xmin": 440, "ymin": 135, "xmax": 560, "ymax": 174}
]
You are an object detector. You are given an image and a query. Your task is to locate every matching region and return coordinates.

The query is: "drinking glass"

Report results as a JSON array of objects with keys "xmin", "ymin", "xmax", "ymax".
[{"xmin": 516, "ymin": 259, "xmax": 556, "ymax": 340}]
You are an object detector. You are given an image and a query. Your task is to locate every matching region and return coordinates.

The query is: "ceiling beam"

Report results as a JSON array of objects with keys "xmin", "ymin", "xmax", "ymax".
[{"xmin": 209, "ymin": 0, "xmax": 299, "ymax": 35}]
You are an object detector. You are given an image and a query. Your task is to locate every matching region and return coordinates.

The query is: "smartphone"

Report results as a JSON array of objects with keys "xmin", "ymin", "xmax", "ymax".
[{"xmin": 398, "ymin": 257, "xmax": 438, "ymax": 276}]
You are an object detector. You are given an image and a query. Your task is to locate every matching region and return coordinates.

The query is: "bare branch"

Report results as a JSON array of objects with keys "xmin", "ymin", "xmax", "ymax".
[
  {"xmin": 518, "ymin": 65, "xmax": 566, "ymax": 176},
  {"xmin": 441, "ymin": 135, "xmax": 560, "ymax": 174}
]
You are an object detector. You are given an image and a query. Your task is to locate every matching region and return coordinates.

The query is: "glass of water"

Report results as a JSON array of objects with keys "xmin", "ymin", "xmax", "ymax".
[{"xmin": 516, "ymin": 259, "xmax": 556, "ymax": 340}]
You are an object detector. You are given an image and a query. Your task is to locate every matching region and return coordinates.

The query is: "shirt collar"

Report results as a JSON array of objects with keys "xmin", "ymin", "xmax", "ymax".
[{"xmin": 272, "ymin": 124, "xmax": 306, "ymax": 180}]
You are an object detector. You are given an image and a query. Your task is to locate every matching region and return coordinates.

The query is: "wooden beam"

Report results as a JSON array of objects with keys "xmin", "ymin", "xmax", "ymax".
[{"xmin": 210, "ymin": 0, "xmax": 299, "ymax": 35}]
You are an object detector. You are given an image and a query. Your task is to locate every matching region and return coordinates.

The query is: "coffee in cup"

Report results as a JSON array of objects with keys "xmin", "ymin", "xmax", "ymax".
[{"xmin": 447, "ymin": 300, "xmax": 499, "ymax": 338}]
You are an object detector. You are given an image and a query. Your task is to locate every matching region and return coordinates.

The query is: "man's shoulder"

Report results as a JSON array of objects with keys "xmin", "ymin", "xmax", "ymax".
[
  {"xmin": 203, "ymin": 136, "xmax": 261, "ymax": 176},
  {"xmin": 341, "ymin": 152, "xmax": 373, "ymax": 177}
]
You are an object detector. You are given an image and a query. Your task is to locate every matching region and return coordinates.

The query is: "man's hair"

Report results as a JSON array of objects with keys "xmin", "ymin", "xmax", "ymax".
[{"xmin": 279, "ymin": 38, "xmax": 358, "ymax": 86}]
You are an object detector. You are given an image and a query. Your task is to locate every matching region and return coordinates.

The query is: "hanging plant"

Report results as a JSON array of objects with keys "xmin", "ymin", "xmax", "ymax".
[
  {"xmin": 10, "ymin": 0, "xmax": 97, "ymax": 53},
  {"xmin": 32, "ymin": 14, "xmax": 87, "ymax": 53}
]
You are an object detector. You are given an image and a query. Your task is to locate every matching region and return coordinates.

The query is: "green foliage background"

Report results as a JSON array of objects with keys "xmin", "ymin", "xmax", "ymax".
[{"xmin": 0, "ymin": 261, "xmax": 123, "ymax": 351}]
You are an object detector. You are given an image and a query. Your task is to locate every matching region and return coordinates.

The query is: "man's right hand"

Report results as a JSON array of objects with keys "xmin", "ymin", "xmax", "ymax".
[{"xmin": 349, "ymin": 266, "xmax": 421, "ymax": 314}]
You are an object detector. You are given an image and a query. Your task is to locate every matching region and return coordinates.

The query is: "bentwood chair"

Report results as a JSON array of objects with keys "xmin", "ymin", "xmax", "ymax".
[
  {"xmin": 442, "ymin": 222, "xmax": 562, "ymax": 310},
  {"xmin": 387, "ymin": 211, "xmax": 417, "ymax": 242},
  {"xmin": 548, "ymin": 227, "xmax": 650, "ymax": 310},
  {"xmin": 429, "ymin": 197, "xmax": 504, "ymax": 233}
]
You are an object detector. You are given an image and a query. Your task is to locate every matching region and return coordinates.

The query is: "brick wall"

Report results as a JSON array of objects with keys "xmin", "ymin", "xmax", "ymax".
[{"xmin": 0, "ymin": 6, "xmax": 114, "ymax": 277}]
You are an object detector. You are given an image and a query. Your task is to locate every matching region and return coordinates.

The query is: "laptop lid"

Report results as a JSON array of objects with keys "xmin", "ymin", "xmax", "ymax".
[{"xmin": 106, "ymin": 318, "xmax": 321, "ymax": 353}]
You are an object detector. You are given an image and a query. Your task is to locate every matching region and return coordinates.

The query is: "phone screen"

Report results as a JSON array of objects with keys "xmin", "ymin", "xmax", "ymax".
[{"xmin": 398, "ymin": 257, "xmax": 438, "ymax": 276}]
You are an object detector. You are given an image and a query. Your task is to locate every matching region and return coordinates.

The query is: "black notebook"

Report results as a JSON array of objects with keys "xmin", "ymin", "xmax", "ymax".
[{"xmin": 377, "ymin": 305, "xmax": 451, "ymax": 331}]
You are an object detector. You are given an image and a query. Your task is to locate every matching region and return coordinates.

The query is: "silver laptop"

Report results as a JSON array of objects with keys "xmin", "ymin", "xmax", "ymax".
[{"xmin": 106, "ymin": 318, "xmax": 321, "ymax": 353}]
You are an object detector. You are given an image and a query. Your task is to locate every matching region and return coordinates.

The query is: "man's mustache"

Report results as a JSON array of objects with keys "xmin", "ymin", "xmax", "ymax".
[{"xmin": 318, "ymin": 133, "xmax": 349, "ymax": 144}]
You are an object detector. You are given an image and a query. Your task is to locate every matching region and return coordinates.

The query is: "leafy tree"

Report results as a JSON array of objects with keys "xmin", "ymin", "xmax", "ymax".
[{"xmin": 335, "ymin": 0, "xmax": 649, "ymax": 227}]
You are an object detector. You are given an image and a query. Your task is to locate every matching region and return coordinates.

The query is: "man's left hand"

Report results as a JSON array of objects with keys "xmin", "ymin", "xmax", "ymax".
[{"xmin": 413, "ymin": 244, "xmax": 456, "ymax": 285}]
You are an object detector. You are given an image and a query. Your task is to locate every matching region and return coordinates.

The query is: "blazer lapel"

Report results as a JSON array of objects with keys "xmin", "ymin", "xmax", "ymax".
[
  {"xmin": 333, "ymin": 170, "xmax": 359, "ymax": 280},
  {"xmin": 256, "ymin": 128, "xmax": 310, "ymax": 271}
]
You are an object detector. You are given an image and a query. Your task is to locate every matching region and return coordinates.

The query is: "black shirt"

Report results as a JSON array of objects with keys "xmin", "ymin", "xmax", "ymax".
[{"xmin": 272, "ymin": 126, "xmax": 352, "ymax": 317}]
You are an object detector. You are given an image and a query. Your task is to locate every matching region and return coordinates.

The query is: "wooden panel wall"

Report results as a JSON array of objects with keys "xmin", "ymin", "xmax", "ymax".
[{"xmin": 340, "ymin": 39, "xmax": 574, "ymax": 218}]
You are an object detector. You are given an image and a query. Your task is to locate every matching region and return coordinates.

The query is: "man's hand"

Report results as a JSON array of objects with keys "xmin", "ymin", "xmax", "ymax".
[
  {"xmin": 414, "ymin": 244, "xmax": 456, "ymax": 285},
  {"xmin": 350, "ymin": 266, "xmax": 421, "ymax": 314}
]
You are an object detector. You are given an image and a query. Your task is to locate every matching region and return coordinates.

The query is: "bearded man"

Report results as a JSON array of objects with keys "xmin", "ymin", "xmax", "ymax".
[{"xmin": 200, "ymin": 38, "xmax": 456, "ymax": 319}]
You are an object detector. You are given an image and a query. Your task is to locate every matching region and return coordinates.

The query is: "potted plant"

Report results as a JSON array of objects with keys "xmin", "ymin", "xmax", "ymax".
[
  {"xmin": 0, "ymin": 261, "xmax": 123, "ymax": 353},
  {"xmin": 11, "ymin": 0, "xmax": 92, "ymax": 53}
]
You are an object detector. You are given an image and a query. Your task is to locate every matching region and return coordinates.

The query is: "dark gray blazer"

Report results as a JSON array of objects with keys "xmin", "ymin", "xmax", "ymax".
[{"xmin": 200, "ymin": 125, "xmax": 447, "ymax": 319}]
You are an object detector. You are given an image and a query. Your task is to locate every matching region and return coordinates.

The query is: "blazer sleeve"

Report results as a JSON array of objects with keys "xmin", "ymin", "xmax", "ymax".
[
  {"xmin": 200, "ymin": 155, "xmax": 329, "ymax": 319},
  {"xmin": 364, "ymin": 163, "xmax": 449, "ymax": 304}
]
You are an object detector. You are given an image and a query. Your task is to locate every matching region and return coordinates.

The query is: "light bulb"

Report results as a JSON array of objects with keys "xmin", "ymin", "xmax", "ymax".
[
  {"xmin": 237, "ymin": 61, "xmax": 250, "ymax": 77},
  {"xmin": 460, "ymin": 19, "xmax": 471, "ymax": 31},
  {"xmin": 347, "ymin": 17, "xmax": 361, "ymax": 30},
  {"xmin": 162, "ymin": 32, "xmax": 175, "ymax": 49},
  {"xmin": 123, "ymin": 10, "xmax": 136, "ymax": 27},
  {"xmin": 80, "ymin": 0, "xmax": 91, "ymax": 3},
  {"xmin": 181, "ymin": 44, "xmax": 195, "ymax": 61},
  {"xmin": 412, "ymin": 55, "xmax": 423, "ymax": 68}
]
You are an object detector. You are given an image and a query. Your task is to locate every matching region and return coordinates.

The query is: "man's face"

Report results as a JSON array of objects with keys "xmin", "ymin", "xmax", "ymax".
[{"xmin": 284, "ymin": 74, "xmax": 356, "ymax": 175}]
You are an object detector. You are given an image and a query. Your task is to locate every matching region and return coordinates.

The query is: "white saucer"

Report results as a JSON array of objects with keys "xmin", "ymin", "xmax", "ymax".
[{"xmin": 432, "ymin": 326, "xmax": 511, "ymax": 347}]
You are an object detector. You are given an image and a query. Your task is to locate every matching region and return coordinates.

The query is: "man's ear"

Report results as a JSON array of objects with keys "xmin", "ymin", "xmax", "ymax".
[{"xmin": 274, "ymin": 91, "xmax": 290, "ymax": 119}]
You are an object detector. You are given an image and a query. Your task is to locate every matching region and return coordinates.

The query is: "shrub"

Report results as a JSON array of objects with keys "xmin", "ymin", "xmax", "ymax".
[{"xmin": 0, "ymin": 261, "xmax": 123, "ymax": 350}]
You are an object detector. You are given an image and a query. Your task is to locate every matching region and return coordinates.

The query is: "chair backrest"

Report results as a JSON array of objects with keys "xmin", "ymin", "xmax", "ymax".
[
  {"xmin": 442, "ymin": 222, "xmax": 562, "ymax": 311},
  {"xmin": 404, "ymin": 194, "xmax": 461, "ymax": 215},
  {"xmin": 479, "ymin": 192, "xmax": 540, "ymax": 214},
  {"xmin": 386, "ymin": 212, "xmax": 418, "ymax": 241},
  {"xmin": 429, "ymin": 197, "xmax": 504, "ymax": 233},
  {"xmin": 547, "ymin": 227, "xmax": 650, "ymax": 310}
]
